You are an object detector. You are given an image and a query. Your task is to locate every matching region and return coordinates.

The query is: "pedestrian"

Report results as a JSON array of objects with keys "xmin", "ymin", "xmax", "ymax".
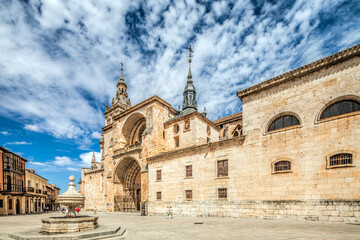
[
  {"xmin": 93, "ymin": 206, "xmax": 97, "ymax": 214},
  {"xmin": 76, "ymin": 207, "xmax": 80, "ymax": 216}
]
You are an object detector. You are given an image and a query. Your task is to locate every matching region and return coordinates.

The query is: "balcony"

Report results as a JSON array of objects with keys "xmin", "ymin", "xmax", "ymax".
[
  {"xmin": 27, "ymin": 187, "xmax": 34, "ymax": 193},
  {"xmin": 113, "ymin": 143, "xmax": 142, "ymax": 157},
  {"xmin": 3, "ymin": 183, "xmax": 24, "ymax": 193},
  {"xmin": 36, "ymin": 189, "xmax": 42, "ymax": 194}
]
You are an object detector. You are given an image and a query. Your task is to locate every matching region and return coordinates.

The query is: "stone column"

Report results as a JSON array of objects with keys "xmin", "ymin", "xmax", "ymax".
[{"xmin": 4, "ymin": 196, "xmax": 8, "ymax": 216}]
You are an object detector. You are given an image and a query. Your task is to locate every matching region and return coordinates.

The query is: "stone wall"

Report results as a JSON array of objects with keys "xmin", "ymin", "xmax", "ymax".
[
  {"xmin": 148, "ymin": 200, "xmax": 360, "ymax": 223},
  {"xmin": 146, "ymin": 55, "xmax": 360, "ymax": 221}
]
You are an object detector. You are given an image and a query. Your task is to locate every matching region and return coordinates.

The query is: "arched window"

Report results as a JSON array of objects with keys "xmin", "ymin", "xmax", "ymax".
[
  {"xmin": 320, "ymin": 100, "xmax": 360, "ymax": 120},
  {"xmin": 138, "ymin": 125, "xmax": 146, "ymax": 143},
  {"xmin": 329, "ymin": 153, "xmax": 353, "ymax": 168},
  {"xmin": 273, "ymin": 160, "xmax": 291, "ymax": 173},
  {"xmin": 267, "ymin": 115, "xmax": 300, "ymax": 132},
  {"xmin": 232, "ymin": 125, "xmax": 242, "ymax": 137}
]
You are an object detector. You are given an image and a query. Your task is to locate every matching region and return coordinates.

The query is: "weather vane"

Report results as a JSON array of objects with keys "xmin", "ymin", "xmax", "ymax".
[{"xmin": 121, "ymin": 62, "xmax": 123, "ymax": 69}]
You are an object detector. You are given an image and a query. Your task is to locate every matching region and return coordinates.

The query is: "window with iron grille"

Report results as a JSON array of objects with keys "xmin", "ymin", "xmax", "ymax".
[
  {"xmin": 218, "ymin": 188, "xmax": 227, "ymax": 199},
  {"xmin": 185, "ymin": 190, "xmax": 192, "ymax": 200},
  {"xmin": 156, "ymin": 170, "xmax": 162, "ymax": 181},
  {"xmin": 320, "ymin": 100, "xmax": 360, "ymax": 120},
  {"xmin": 0, "ymin": 200, "xmax": 3, "ymax": 208},
  {"xmin": 186, "ymin": 165, "xmax": 192, "ymax": 177},
  {"xmin": 217, "ymin": 160, "xmax": 228, "ymax": 177},
  {"xmin": 274, "ymin": 161, "xmax": 291, "ymax": 173},
  {"xmin": 156, "ymin": 191, "xmax": 162, "ymax": 200},
  {"xmin": 268, "ymin": 115, "xmax": 300, "ymax": 132},
  {"xmin": 329, "ymin": 153, "xmax": 352, "ymax": 167}
]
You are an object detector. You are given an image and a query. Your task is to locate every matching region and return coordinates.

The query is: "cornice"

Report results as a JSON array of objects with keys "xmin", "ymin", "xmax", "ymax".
[
  {"xmin": 237, "ymin": 43, "xmax": 360, "ymax": 100},
  {"xmin": 213, "ymin": 112, "xmax": 242, "ymax": 126},
  {"xmin": 164, "ymin": 111, "xmax": 219, "ymax": 130},
  {"xmin": 83, "ymin": 168, "xmax": 104, "ymax": 175},
  {"xmin": 147, "ymin": 136, "xmax": 245, "ymax": 162}
]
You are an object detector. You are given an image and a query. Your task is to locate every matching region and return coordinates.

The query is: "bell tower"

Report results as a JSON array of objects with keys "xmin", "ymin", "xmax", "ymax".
[
  {"xmin": 104, "ymin": 63, "xmax": 131, "ymax": 125},
  {"xmin": 182, "ymin": 46, "xmax": 198, "ymax": 114}
]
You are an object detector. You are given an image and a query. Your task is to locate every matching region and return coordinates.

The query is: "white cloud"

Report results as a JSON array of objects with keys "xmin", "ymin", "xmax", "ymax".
[
  {"xmin": 53, "ymin": 156, "xmax": 73, "ymax": 166},
  {"xmin": 0, "ymin": 0, "xmax": 359, "ymax": 148},
  {"xmin": 91, "ymin": 131, "xmax": 101, "ymax": 139},
  {"xmin": 79, "ymin": 151, "xmax": 101, "ymax": 167},
  {"xmin": 5, "ymin": 141, "xmax": 32, "ymax": 146},
  {"xmin": 0, "ymin": 131, "xmax": 9, "ymax": 135},
  {"xmin": 28, "ymin": 151, "xmax": 101, "ymax": 172},
  {"xmin": 24, "ymin": 124, "xmax": 41, "ymax": 132}
]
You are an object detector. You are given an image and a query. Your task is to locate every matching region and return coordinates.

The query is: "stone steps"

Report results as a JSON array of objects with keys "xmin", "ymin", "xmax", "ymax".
[
  {"xmin": 6, "ymin": 226, "xmax": 124, "ymax": 240},
  {"xmin": 87, "ymin": 229, "xmax": 126, "ymax": 240}
]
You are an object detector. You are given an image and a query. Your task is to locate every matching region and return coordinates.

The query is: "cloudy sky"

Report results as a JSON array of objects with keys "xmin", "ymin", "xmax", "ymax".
[{"xmin": 0, "ymin": 0, "xmax": 359, "ymax": 192}]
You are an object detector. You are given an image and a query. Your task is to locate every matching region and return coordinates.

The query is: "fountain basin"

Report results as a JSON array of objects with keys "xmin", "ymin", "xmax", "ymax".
[{"xmin": 40, "ymin": 216, "xmax": 99, "ymax": 234}]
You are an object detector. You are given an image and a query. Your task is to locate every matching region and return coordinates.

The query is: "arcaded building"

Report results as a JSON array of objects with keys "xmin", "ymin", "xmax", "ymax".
[
  {"xmin": 79, "ymin": 44, "xmax": 360, "ymax": 222},
  {"xmin": 0, "ymin": 146, "xmax": 60, "ymax": 215}
]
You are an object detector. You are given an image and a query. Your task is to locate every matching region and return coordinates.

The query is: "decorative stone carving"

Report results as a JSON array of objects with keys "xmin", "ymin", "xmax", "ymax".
[{"xmin": 184, "ymin": 120, "xmax": 190, "ymax": 130}]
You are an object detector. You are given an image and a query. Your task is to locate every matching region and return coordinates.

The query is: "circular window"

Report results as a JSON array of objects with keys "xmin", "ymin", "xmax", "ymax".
[
  {"xmin": 207, "ymin": 125, "xmax": 211, "ymax": 136},
  {"xmin": 173, "ymin": 124, "xmax": 179, "ymax": 134}
]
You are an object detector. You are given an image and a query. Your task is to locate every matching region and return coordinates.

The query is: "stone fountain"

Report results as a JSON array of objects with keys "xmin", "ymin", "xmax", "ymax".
[{"xmin": 40, "ymin": 175, "xmax": 99, "ymax": 234}]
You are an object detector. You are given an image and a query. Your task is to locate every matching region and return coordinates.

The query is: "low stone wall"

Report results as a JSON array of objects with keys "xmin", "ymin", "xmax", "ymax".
[{"xmin": 147, "ymin": 200, "xmax": 360, "ymax": 223}]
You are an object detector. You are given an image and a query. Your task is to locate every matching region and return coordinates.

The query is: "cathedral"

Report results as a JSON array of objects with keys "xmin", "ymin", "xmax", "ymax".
[{"xmin": 79, "ymin": 43, "xmax": 360, "ymax": 222}]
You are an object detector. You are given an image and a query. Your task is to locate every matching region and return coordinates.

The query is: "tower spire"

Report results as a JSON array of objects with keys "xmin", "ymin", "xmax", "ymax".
[
  {"xmin": 92, "ymin": 151, "xmax": 96, "ymax": 163},
  {"xmin": 187, "ymin": 46, "xmax": 193, "ymax": 80},
  {"xmin": 182, "ymin": 46, "xmax": 198, "ymax": 113},
  {"xmin": 113, "ymin": 62, "xmax": 131, "ymax": 109},
  {"xmin": 120, "ymin": 62, "xmax": 125, "ymax": 82}
]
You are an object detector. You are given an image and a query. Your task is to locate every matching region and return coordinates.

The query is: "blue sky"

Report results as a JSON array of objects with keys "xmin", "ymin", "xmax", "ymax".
[{"xmin": 0, "ymin": 0, "xmax": 359, "ymax": 192}]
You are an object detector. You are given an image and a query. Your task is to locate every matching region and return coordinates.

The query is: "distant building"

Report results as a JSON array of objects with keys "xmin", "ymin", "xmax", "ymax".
[
  {"xmin": 80, "ymin": 44, "xmax": 360, "ymax": 222},
  {"xmin": 46, "ymin": 182, "xmax": 60, "ymax": 211},
  {"xmin": 0, "ymin": 146, "xmax": 60, "ymax": 215},
  {"xmin": 0, "ymin": 146, "xmax": 27, "ymax": 215},
  {"xmin": 25, "ymin": 169, "xmax": 48, "ymax": 213}
]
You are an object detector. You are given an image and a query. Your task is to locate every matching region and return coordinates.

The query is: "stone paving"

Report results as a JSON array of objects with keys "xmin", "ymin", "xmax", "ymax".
[{"xmin": 1, "ymin": 211, "xmax": 360, "ymax": 239}]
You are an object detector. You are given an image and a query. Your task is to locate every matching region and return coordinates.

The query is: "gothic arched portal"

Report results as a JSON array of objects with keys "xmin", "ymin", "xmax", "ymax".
[{"xmin": 114, "ymin": 158, "xmax": 141, "ymax": 212}]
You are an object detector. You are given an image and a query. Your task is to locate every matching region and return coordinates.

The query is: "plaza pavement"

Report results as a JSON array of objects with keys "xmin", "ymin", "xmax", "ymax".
[{"xmin": 1, "ymin": 211, "xmax": 360, "ymax": 239}]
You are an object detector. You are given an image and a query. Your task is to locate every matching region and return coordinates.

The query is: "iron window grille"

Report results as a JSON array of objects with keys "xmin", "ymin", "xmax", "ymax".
[
  {"xmin": 186, "ymin": 165, "xmax": 192, "ymax": 177},
  {"xmin": 268, "ymin": 115, "xmax": 300, "ymax": 132},
  {"xmin": 320, "ymin": 100, "xmax": 360, "ymax": 120},
  {"xmin": 329, "ymin": 153, "xmax": 352, "ymax": 167},
  {"xmin": 274, "ymin": 161, "xmax": 291, "ymax": 173},
  {"xmin": 185, "ymin": 190, "xmax": 192, "ymax": 200},
  {"xmin": 218, "ymin": 188, "xmax": 227, "ymax": 199},
  {"xmin": 156, "ymin": 170, "xmax": 162, "ymax": 181},
  {"xmin": 156, "ymin": 191, "xmax": 162, "ymax": 200},
  {"xmin": 217, "ymin": 160, "xmax": 228, "ymax": 177}
]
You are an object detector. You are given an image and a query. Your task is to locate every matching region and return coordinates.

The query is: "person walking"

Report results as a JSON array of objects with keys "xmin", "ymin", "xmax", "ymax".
[
  {"xmin": 93, "ymin": 206, "xmax": 97, "ymax": 214},
  {"xmin": 76, "ymin": 207, "xmax": 80, "ymax": 216}
]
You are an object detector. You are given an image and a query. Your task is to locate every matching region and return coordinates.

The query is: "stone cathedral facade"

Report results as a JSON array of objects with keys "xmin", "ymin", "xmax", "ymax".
[{"xmin": 79, "ymin": 44, "xmax": 360, "ymax": 222}]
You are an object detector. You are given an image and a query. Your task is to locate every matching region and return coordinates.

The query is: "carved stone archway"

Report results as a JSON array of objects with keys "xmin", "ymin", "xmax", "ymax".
[
  {"xmin": 122, "ymin": 112, "xmax": 146, "ymax": 145},
  {"xmin": 114, "ymin": 157, "xmax": 141, "ymax": 212}
]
